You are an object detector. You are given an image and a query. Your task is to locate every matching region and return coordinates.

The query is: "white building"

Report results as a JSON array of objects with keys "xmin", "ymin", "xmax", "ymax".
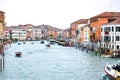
[
  {"xmin": 77, "ymin": 24, "xmax": 86, "ymax": 42},
  {"xmin": 77, "ymin": 19, "xmax": 90, "ymax": 46},
  {"xmin": 11, "ymin": 26, "xmax": 27, "ymax": 41},
  {"xmin": 32, "ymin": 26, "xmax": 42, "ymax": 40},
  {"xmin": 83, "ymin": 25, "xmax": 90, "ymax": 42},
  {"xmin": 101, "ymin": 19, "xmax": 120, "ymax": 51}
]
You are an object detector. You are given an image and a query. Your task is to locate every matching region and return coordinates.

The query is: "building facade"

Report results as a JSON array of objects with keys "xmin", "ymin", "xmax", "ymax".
[
  {"xmin": 0, "ymin": 11, "xmax": 5, "ymax": 42},
  {"xmin": 90, "ymin": 12, "xmax": 120, "ymax": 43},
  {"xmin": 101, "ymin": 19, "xmax": 120, "ymax": 51},
  {"xmin": 11, "ymin": 26, "xmax": 27, "ymax": 41}
]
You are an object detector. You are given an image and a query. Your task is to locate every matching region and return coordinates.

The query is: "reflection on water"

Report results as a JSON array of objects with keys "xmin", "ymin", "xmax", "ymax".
[{"xmin": 0, "ymin": 41, "xmax": 119, "ymax": 80}]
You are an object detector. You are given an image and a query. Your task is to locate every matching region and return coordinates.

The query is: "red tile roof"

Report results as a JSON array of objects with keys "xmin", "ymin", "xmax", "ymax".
[
  {"xmin": 71, "ymin": 19, "xmax": 88, "ymax": 24},
  {"xmin": 0, "ymin": 10, "xmax": 4, "ymax": 13},
  {"xmin": 91, "ymin": 12, "xmax": 120, "ymax": 19}
]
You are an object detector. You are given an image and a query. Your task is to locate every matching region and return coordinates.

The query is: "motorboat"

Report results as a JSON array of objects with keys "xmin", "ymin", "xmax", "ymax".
[
  {"xmin": 40, "ymin": 41, "xmax": 44, "ymax": 44},
  {"xmin": 104, "ymin": 61, "xmax": 120, "ymax": 79},
  {"xmin": 49, "ymin": 39, "xmax": 56, "ymax": 45},
  {"xmin": 46, "ymin": 44, "xmax": 50, "ymax": 47},
  {"xmin": 15, "ymin": 51, "xmax": 22, "ymax": 57},
  {"xmin": 18, "ymin": 43, "xmax": 21, "ymax": 45}
]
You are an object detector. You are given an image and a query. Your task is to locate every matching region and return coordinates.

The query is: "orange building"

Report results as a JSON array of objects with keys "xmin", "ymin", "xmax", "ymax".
[
  {"xmin": 48, "ymin": 28, "xmax": 57, "ymax": 39},
  {"xmin": 90, "ymin": 12, "xmax": 120, "ymax": 42},
  {"xmin": 0, "ymin": 11, "xmax": 4, "ymax": 23},
  {"xmin": 25, "ymin": 24, "xmax": 33, "ymax": 40},
  {"xmin": 70, "ymin": 22, "xmax": 77, "ymax": 39}
]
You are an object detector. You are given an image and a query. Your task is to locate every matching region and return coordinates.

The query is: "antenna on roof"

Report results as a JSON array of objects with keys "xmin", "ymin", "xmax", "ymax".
[
  {"xmin": 110, "ymin": 3, "xmax": 115, "ymax": 12},
  {"xmin": 110, "ymin": 3, "xmax": 112, "ymax": 12}
]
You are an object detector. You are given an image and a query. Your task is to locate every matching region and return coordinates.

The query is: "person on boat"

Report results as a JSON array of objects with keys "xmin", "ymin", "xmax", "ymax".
[
  {"xmin": 46, "ymin": 44, "xmax": 50, "ymax": 47},
  {"xmin": 113, "ymin": 65, "xmax": 117, "ymax": 70},
  {"xmin": 117, "ymin": 62, "xmax": 120, "ymax": 72},
  {"xmin": 113, "ymin": 62, "xmax": 120, "ymax": 72}
]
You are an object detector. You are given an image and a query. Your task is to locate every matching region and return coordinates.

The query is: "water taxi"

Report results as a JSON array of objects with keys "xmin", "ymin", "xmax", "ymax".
[{"xmin": 104, "ymin": 61, "xmax": 120, "ymax": 79}]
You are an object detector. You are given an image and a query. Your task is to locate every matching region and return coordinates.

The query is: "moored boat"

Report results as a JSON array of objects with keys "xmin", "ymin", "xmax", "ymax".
[
  {"xmin": 49, "ymin": 39, "xmax": 55, "ymax": 45},
  {"xmin": 104, "ymin": 61, "xmax": 120, "ymax": 79},
  {"xmin": 101, "ymin": 54, "xmax": 112, "ymax": 58},
  {"xmin": 15, "ymin": 51, "xmax": 22, "ymax": 57},
  {"xmin": 62, "ymin": 44, "xmax": 73, "ymax": 47}
]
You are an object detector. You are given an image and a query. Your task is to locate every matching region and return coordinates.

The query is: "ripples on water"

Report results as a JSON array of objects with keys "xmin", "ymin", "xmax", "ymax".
[{"xmin": 0, "ymin": 41, "xmax": 119, "ymax": 80}]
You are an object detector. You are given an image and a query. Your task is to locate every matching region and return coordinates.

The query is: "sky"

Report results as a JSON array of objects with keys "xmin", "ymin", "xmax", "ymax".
[{"xmin": 0, "ymin": 0, "xmax": 120, "ymax": 29}]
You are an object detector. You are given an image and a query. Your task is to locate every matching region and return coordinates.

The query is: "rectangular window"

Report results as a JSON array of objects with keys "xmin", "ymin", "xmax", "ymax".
[
  {"xmin": 117, "ymin": 45, "xmax": 119, "ymax": 49},
  {"xmin": 104, "ymin": 36, "xmax": 111, "ymax": 41},
  {"xmin": 90, "ymin": 27, "xmax": 92, "ymax": 31},
  {"xmin": 101, "ymin": 44, "xmax": 103, "ymax": 47},
  {"xmin": 116, "ymin": 27, "xmax": 120, "ymax": 32},
  {"xmin": 112, "ymin": 36, "xmax": 114, "ymax": 42},
  {"xmin": 112, "ymin": 45, "xmax": 114, "ymax": 49},
  {"xmin": 109, "ymin": 45, "xmax": 111, "ymax": 49},
  {"xmin": 112, "ymin": 26, "xmax": 114, "ymax": 32},
  {"xmin": 104, "ymin": 27, "xmax": 110, "ymax": 32},
  {"xmin": 109, "ymin": 27, "xmax": 111, "ymax": 32},
  {"xmin": 116, "ymin": 36, "xmax": 119, "ymax": 41},
  {"xmin": 101, "ymin": 28, "xmax": 103, "ymax": 32}
]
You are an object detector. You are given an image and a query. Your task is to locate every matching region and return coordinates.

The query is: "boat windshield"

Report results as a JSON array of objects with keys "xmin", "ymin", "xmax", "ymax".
[{"xmin": 106, "ymin": 66, "xmax": 111, "ymax": 71}]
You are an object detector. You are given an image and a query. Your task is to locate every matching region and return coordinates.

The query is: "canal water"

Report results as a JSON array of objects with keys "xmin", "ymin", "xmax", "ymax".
[{"xmin": 0, "ymin": 41, "xmax": 119, "ymax": 80}]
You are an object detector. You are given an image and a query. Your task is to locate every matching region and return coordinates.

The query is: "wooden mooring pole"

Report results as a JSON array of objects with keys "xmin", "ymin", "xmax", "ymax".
[{"xmin": 0, "ymin": 44, "xmax": 5, "ymax": 72}]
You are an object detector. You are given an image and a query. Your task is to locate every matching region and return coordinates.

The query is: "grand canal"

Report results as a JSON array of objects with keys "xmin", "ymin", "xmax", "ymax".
[{"xmin": 0, "ymin": 41, "xmax": 119, "ymax": 80}]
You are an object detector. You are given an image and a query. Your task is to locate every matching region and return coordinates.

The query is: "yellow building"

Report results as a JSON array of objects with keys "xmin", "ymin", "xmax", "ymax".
[{"xmin": 0, "ymin": 11, "xmax": 5, "ymax": 41}]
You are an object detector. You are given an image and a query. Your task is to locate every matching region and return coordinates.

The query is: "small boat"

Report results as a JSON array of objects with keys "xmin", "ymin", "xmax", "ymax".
[
  {"xmin": 15, "ymin": 51, "xmax": 22, "ymax": 57},
  {"xmin": 49, "ymin": 39, "xmax": 56, "ymax": 45},
  {"xmin": 104, "ymin": 61, "xmax": 120, "ymax": 79},
  {"xmin": 18, "ymin": 43, "xmax": 21, "ymax": 45},
  {"xmin": 101, "ymin": 54, "xmax": 112, "ymax": 58},
  {"xmin": 40, "ymin": 41, "xmax": 44, "ymax": 44},
  {"xmin": 46, "ymin": 44, "xmax": 50, "ymax": 47}
]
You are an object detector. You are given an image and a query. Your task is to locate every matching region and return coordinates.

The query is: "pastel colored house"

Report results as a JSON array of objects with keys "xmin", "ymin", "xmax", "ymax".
[
  {"xmin": 0, "ymin": 11, "xmax": 5, "ymax": 41},
  {"xmin": 70, "ymin": 19, "xmax": 88, "ymax": 43},
  {"xmin": 76, "ymin": 19, "xmax": 88, "ymax": 44},
  {"xmin": 90, "ymin": 12, "xmax": 120, "ymax": 43},
  {"xmin": 11, "ymin": 25, "xmax": 27, "ymax": 41},
  {"xmin": 48, "ymin": 28, "xmax": 57, "ymax": 39},
  {"xmin": 32, "ymin": 26, "xmax": 42, "ymax": 40},
  {"xmin": 62, "ymin": 29, "xmax": 70, "ymax": 39},
  {"xmin": 25, "ymin": 24, "xmax": 33, "ymax": 40},
  {"xmin": 101, "ymin": 19, "xmax": 120, "ymax": 52}
]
